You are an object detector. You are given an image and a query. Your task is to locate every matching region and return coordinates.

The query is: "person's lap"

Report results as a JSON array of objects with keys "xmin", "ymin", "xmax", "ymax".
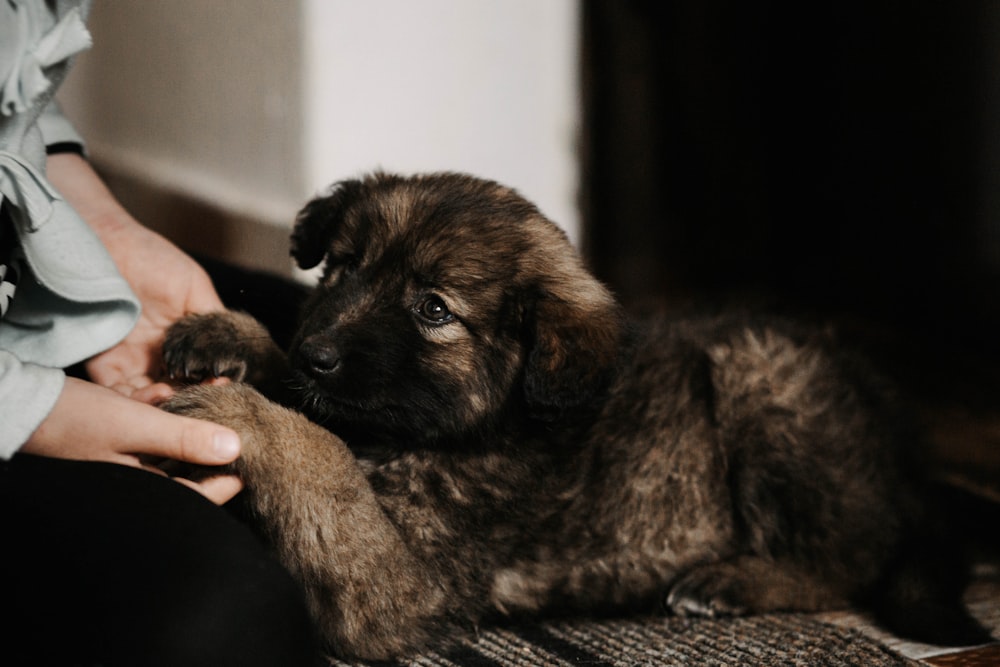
[
  {"xmin": 0, "ymin": 453, "xmax": 319, "ymax": 667},
  {"xmin": 1, "ymin": 257, "xmax": 320, "ymax": 666}
]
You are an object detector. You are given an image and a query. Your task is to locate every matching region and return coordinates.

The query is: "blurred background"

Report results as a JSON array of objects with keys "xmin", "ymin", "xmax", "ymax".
[
  {"xmin": 59, "ymin": 0, "xmax": 581, "ymax": 276},
  {"xmin": 60, "ymin": 1, "xmax": 1000, "ymax": 500}
]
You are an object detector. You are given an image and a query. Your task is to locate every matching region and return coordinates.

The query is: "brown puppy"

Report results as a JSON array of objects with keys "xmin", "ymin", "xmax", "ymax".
[{"xmin": 163, "ymin": 172, "xmax": 986, "ymax": 660}]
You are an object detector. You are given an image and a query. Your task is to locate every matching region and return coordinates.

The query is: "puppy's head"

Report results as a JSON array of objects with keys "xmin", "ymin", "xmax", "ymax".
[{"xmin": 288, "ymin": 172, "xmax": 624, "ymax": 444}]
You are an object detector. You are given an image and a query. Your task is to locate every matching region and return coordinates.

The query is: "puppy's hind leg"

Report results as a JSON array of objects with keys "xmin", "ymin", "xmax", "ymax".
[
  {"xmin": 665, "ymin": 555, "xmax": 847, "ymax": 618},
  {"xmin": 665, "ymin": 401, "xmax": 888, "ymax": 620}
]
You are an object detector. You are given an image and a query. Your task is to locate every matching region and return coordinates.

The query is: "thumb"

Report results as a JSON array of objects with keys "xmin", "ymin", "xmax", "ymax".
[
  {"xmin": 128, "ymin": 405, "xmax": 242, "ymax": 466},
  {"xmin": 185, "ymin": 268, "xmax": 226, "ymax": 314},
  {"xmin": 23, "ymin": 378, "xmax": 241, "ymax": 468}
]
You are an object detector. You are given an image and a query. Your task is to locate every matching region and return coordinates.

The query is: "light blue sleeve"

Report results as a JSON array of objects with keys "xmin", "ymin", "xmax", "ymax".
[
  {"xmin": 37, "ymin": 99, "xmax": 86, "ymax": 151},
  {"xmin": 0, "ymin": 350, "xmax": 65, "ymax": 459}
]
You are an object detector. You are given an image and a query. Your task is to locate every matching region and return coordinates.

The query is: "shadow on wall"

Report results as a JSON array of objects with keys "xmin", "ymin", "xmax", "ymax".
[{"xmin": 97, "ymin": 165, "xmax": 295, "ymax": 278}]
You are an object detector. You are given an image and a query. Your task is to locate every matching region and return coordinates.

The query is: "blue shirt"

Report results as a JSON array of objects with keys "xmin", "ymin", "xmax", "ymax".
[{"xmin": 0, "ymin": 0, "xmax": 140, "ymax": 457}]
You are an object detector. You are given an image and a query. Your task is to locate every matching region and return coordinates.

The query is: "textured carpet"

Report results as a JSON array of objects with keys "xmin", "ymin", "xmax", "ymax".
[{"xmin": 325, "ymin": 614, "xmax": 916, "ymax": 667}]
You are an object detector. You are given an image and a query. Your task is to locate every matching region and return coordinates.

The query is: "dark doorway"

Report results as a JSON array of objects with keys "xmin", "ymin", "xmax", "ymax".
[{"xmin": 580, "ymin": 0, "xmax": 1000, "ymax": 496}]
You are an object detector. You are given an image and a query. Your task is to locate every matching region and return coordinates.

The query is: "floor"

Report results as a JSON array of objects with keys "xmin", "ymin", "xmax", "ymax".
[{"xmin": 817, "ymin": 561, "xmax": 1000, "ymax": 666}]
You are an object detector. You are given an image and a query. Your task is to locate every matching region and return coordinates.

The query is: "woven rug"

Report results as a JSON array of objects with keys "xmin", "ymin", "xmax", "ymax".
[{"xmin": 325, "ymin": 613, "xmax": 915, "ymax": 667}]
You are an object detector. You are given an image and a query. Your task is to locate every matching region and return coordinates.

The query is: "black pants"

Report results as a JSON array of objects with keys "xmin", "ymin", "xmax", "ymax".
[
  {"xmin": 1, "ymin": 260, "xmax": 319, "ymax": 667},
  {"xmin": 1, "ymin": 455, "xmax": 320, "ymax": 667}
]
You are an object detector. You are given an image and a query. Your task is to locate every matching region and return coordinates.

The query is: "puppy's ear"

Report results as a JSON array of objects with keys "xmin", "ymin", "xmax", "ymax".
[
  {"xmin": 523, "ymin": 272, "xmax": 625, "ymax": 417},
  {"xmin": 290, "ymin": 179, "xmax": 365, "ymax": 270}
]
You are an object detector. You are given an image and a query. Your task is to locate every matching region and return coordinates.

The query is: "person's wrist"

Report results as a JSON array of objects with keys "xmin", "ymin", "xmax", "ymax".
[{"xmin": 45, "ymin": 153, "xmax": 138, "ymax": 241}]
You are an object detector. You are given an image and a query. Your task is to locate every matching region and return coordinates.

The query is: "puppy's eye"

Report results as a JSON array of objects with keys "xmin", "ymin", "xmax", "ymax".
[
  {"xmin": 414, "ymin": 296, "xmax": 453, "ymax": 324},
  {"xmin": 338, "ymin": 256, "xmax": 360, "ymax": 273}
]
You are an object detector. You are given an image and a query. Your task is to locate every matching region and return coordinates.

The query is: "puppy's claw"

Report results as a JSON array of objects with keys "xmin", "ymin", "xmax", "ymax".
[
  {"xmin": 163, "ymin": 312, "xmax": 255, "ymax": 384},
  {"xmin": 665, "ymin": 589, "xmax": 716, "ymax": 618},
  {"xmin": 665, "ymin": 566, "xmax": 750, "ymax": 619}
]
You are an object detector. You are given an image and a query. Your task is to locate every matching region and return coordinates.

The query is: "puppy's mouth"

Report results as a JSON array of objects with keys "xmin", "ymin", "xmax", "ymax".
[{"xmin": 286, "ymin": 370, "xmax": 392, "ymax": 425}]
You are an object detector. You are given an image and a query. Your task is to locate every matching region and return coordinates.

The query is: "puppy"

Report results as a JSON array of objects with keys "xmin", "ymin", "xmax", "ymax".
[{"xmin": 163, "ymin": 172, "xmax": 987, "ymax": 660}]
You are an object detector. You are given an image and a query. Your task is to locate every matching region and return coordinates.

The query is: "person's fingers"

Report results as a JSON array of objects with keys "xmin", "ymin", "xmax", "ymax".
[
  {"xmin": 85, "ymin": 354, "xmax": 126, "ymax": 388},
  {"xmin": 184, "ymin": 271, "xmax": 226, "ymax": 314},
  {"xmin": 187, "ymin": 291, "xmax": 225, "ymax": 314},
  {"xmin": 174, "ymin": 474, "xmax": 244, "ymax": 506},
  {"xmin": 131, "ymin": 382, "xmax": 175, "ymax": 405},
  {"xmin": 107, "ymin": 376, "xmax": 164, "ymax": 400},
  {"xmin": 130, "ymin": 375, "xmax": 153, "ymax": 389},
  {"xmin": 158, "ymin": 414, "xmax": 241, "ymax": 466},
  {"xmin": 23, "ymin": 379, "xmax": 240, "ymax": 470},
  {"xmin": 110, "ymin": 382, "xmax": 135, "ymax": 397},
  {"xmin": 82, "ymin": 379, "xmax": 242, "ymax": 466},
  {"xmin": 86, "ymin": 348, "xmax": 152, "ymax": 389}
]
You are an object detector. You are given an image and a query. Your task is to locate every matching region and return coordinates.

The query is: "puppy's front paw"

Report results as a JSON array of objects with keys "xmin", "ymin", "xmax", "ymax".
[
  {"xmin": 163, "ymin": 311, "xmax": 267, "ymax": 383},
  {"xmin": 162, "ymin": 382, "xmax": 264, "ymax": 430},
  {"xmin": 162, "ymin": 382, "xmax": 306, "ymax": 476},
  {"xmin": 158, "ymin": 383, "xmax": 272, "ymax": 480}
]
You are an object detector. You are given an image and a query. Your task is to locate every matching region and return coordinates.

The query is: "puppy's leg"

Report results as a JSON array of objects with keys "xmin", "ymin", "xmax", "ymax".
[
  {"xmin": 163, "ymin": 383, "xmax": 451, "ymax": 660},
  {"xmin": 665, "ymin": 555, "xmax": 846, "ymax": 618},
  {"xmin": 163, "ymin": 311, "xmax": 289, "ymax": 398}
]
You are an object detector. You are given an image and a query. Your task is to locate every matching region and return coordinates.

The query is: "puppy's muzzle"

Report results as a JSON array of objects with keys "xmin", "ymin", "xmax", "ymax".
[{"xmin": 296, "ymin": 335, "xmax": 342, "ymax": 378}]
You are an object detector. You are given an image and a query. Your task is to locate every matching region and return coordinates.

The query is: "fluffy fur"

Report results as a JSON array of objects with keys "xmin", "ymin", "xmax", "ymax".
[{"xmin": 162, "ymin": 172, "xmax": 987, "ymax": 660}]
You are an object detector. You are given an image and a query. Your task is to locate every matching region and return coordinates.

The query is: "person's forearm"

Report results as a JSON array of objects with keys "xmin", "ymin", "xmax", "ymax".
[
  {"xmin": 44, "ymin": 151, "xmax": 221, "ymax": 315},
  {"xmin": 46, "ymin": 152, "xmax": 135, "ymax": 248}
]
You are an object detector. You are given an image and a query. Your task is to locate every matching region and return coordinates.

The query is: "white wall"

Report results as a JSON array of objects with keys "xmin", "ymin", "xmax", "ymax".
[
  {"xmin": 303, "ymin": 0, "xmax": 582, "ymax": 242},
  {"xmin": 60, "ymin": 0, "xmax": 582, "ymax": 273},
  {"xmin": 60, "ymin": 0, "xmax": 306, "ymax": 227}
]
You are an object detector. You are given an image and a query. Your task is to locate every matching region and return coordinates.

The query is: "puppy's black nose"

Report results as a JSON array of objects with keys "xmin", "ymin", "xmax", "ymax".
[{"xmin": 297, "ymin": 337, "xmax": 341, "ymax": 377}]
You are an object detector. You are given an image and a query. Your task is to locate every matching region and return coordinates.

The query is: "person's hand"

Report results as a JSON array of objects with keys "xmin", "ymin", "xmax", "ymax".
[
  {"xmin": 45, "ymin": 153, "xmax": 224, "ymax": 393},
  {"xmin": 39, "ymin": 154, "xmax": 241, "ymax": 502},
  {"xmin": 22, "ymin": 377, "xmax": 244, "ymax": 504},
  {"xmin": 82, "ymin": 219, "xmax": 222, "ymax": 394}
]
